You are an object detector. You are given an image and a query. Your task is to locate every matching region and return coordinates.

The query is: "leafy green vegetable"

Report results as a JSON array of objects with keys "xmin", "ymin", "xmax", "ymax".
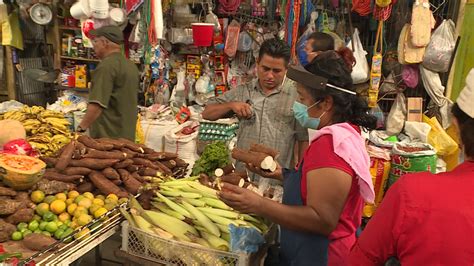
[{"xmin": 192, "ymin": 141, "xmax": 230, "ymax": 176}]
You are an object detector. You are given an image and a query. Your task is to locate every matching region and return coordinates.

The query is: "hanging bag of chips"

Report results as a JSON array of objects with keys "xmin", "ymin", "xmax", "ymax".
[{"xmin": 368, "ymin": 21, "xmax": 384, "ymax": 108}]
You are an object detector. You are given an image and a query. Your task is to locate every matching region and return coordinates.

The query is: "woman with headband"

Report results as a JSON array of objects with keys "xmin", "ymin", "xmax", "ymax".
[{"xmin": 219, "ymin": 51, "xmax": 377, "ymax": 265}]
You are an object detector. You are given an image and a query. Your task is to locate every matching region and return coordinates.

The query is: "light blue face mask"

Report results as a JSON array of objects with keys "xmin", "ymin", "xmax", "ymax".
[{"xmin": 292, "ymin": 101, "xmax": 326, "ymax": 129}]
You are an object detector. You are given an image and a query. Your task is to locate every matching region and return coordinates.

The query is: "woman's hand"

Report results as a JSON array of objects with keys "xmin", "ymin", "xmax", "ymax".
[
  {"xmin": 246, "ymin": 163, "xmax": 283, "ymax": 181},
  {"xmin": 218, "ymin": 183, "xmax": 265, "ymax": 214}
]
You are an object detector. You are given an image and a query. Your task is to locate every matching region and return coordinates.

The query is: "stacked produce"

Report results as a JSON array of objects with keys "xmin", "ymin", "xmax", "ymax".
[
  {"xmin": 0, "ymin": 187, "xmax": 35, "ymax": 243},
  {"xmin": 8, "ymin": 190, "xmax": 126, "ymax": 244},
  {"xmin": 41, "ymin": 135, "xmax": 188, "ymax": 197},
  {"xmin": 0, "ymin": 106, "xmax": 72, "ymax": 156},
  {"xmin": 123, "ymin": 177, "xmax": 268, "ymax": 254}
]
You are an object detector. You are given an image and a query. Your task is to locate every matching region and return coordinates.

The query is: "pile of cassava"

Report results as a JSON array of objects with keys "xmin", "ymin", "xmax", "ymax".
[
  {"xmin": 40, "ymin": 135, "xmax": 188, "ymax": 197},
  {"xmin": 0, "ymin": 188, "xmax": 35, "ymax": 242}
]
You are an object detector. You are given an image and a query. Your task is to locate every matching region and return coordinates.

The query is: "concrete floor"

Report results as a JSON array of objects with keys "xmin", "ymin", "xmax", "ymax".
[{"xmin": 75, "ymin": 233, "xmax": 124, "ymax": 266}]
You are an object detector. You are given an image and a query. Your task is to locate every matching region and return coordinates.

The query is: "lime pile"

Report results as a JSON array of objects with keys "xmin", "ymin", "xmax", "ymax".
[{"xmin": 11, "ymin": 191, "xmax": 127, "ymax": 242}]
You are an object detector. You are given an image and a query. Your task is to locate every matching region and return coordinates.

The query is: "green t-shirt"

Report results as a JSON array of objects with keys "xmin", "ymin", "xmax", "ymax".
[{"xmin": 89, "ymin": 52, "xmax": 139, "ymax": 140}]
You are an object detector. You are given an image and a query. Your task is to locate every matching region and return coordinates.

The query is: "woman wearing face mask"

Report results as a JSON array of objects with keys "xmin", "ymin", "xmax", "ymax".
[
  {"xmin": 219, "ymin": 51, "xmax": 377, "ymax": 266},
  {"xmin": 349, "ymin": 69, "xmax": 474, "ymax": 265}
]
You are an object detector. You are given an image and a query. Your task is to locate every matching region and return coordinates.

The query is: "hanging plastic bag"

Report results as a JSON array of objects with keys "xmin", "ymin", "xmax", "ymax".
[
  {"xmin": 422, "ymin": 19, "xmax": 456, "ymax": 73},
  {"xmin": 422, "ymin": 115, "xmax": 458, "ymax": 157},
  {"xmin": 385, "ymin": 93, "xmax": 406, "ymax": 136},
  {"xmin": 348, "ymin": 28, "xmax": 370, "ymax": 84},
  {"xmin": 376, "ymin": 0, "xmax": 392, "ymax": 7},
  {"xmin": 402, "ymin": 65, "xmax": 419, "ymax": 88}
]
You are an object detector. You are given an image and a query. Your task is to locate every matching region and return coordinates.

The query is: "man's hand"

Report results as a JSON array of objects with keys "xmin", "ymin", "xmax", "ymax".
[
  {"xmin": 246, "ymin": 162, "xmax": 283, "ymax": 181},
  {"xmin": 230, "ymin": 102, "xmax": 253, "ymax": 119},
  {"xmin": 218, "ymin": 183, "xmax": 264, "ymax": 214}
]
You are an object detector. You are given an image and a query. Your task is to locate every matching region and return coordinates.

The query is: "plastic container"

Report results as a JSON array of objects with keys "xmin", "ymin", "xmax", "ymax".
[
  {"xmin": 191, "ymin": 23, "xmax": 214, "ymax": 47},
  {"xmin": 70, "ymin": 0, "xmax": 91, "ymax": 19},
  {"xmin": 121, "ymin": 221, "xmax": 250, "ymax": 265}
]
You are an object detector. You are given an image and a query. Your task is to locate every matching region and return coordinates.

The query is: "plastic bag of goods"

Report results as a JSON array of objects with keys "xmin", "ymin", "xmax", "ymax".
[
  {"xmin": 388, "ymin": 143, "xmax": 437, "ymax": 188},
  {"xmin": 164, "ymin": 121, "xmax": 199, "ymax": 168},
  {"xmin": 422, "ymin": 19, "xmax": 456, "ymax": 73},
  {"xmin": 141, "ymin": 119, "xmax": 179, "ymax": 152},
  {"xmin": 363, "ymin": 145, "xmax": 391, "ymax": 218}
]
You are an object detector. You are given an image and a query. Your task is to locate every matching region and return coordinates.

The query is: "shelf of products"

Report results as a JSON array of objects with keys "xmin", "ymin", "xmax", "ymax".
[{"xmin": 61, "ymin": 56, "xmax": 100, "ymax": 63}]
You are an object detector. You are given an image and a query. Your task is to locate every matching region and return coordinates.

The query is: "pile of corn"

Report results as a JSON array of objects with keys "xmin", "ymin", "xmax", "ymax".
[{"xmin": 123, "ymin": 177, "xmax": 268, "ymax": 252}]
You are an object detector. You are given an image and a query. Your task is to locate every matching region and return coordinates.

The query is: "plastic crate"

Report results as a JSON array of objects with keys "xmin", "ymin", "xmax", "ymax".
[{"xmin": 121, "ymin": 221, "xmax": 251, "ymax": 265}]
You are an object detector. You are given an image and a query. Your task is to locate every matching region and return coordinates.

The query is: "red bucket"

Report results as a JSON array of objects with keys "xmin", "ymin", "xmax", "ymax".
[{"xmin": 192, "ymin": 23, "xmax": 214, "ymax": 47}]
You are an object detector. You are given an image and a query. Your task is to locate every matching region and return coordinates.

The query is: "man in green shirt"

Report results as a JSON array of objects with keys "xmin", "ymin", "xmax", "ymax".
[{"xmin": 77, "ymin": 26, "xmax": 139, "ymax": 140}]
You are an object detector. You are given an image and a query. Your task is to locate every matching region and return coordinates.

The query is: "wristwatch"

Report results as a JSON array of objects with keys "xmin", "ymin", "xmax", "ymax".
[{"xmin": 77, "ymin": 126, "xmax": 87, "ymax": 133}]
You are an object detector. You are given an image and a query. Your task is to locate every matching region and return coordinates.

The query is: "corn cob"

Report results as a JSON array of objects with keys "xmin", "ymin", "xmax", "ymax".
[
  {"xmin": 197, "ymin": 207, "xmax": 240, "ymax": 219},
  {"xmin": 200, "ymin": 197, "xmax": 232, "ymax": 210},
  {"xmin": 144, "ymin": 210, "xmax": 198, "ymax": 241},
  {"xmin": 161, "ymin": 189, "xmax": 202, "ymax": 199},
  {"xmin": 180, "ymin": 197, "xmax": 206, "ymax": 207},
  {"xmin": 151, "ymin": 202, "xmax": 186, "ymax": 220},
  {"xmin": 200, "ymin": 231, "xmax": 229, "ymax": 251},
  {"xmin": 180, "ymin": 200, "xmax": 220, "ymax": 237},
  {"xmin": 155, "ymin": 192, "xmax": 192, "ymax": 218}
]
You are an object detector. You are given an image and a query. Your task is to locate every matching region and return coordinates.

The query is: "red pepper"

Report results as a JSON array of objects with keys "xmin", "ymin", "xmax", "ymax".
[{"xmin": 0, "ymin": 244, "xmax": 5, "ymax": 253}]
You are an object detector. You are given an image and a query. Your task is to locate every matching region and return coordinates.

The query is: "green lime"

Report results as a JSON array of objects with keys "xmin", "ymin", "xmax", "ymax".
[
  {"xmin": 55, "ymin": 221, "xmax": 64, "ymax": 227},
  {"xmin": 39, "ymin": 221, "xmax": 48, "ymax": 231},
  {"xmin": 44, "ymin": 195, "xmax": 57, "ymax": 204},
  {"xmin": 59, "ymin": 224, "xmax": 69, "ymax": 231},
  {"xmin": 28, "ymin": 220, "xmax": 39, "ymax": 231},
  {"xmin": 17, "ymin": 222, "xmax": 28, "ymax": 231},
  {"xmin": 22, "ymin": 229, "xmax": 32, "ymax": 238},
  {"xmin": 19, "ymin": 228, "xmax": 28, "ymax": 234},
  {"xmin": 34, "ymin": 229, "xmax": 42, "ymax": 234},
  {"xmin": 74, "ymin": 195, "xmax": 85, "ymax": 205},
  {"xmin": 42, "ymin": 231, "xmax": 52, "ymax": 237},
  {"xmin": 33, "ymin": 214, "xmax": 42, "ymax": 222},
  {"xmin": 43, "ymin": 211, "xmax": 55, "ymax": 222},
  {"xmin": 45, "ymin": 222, "xmax": 58, "ymax": 233},
  {"xmin": 54, "ymin": 229, "xmax": 65, "ymax": 240},
  {"xmin": 11, "ymin": 231, "xmax": 23, "ymax": 241}
]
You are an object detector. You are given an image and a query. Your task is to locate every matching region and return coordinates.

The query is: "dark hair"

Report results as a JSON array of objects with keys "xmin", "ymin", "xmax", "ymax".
[
  {"xmin": 308, "ymin": 32, "xmax": 356, "ymax": 72},
  {"xmin": 258, "ymin": 38, "xmax": 291, "ymax": 65},
  {"xmin": 304, "ymin": 51, "xmax": 377, "ymax": 130},
  {"xmin": 452, "ymin": 104, "xmax": 474, "ymax": 158},
  {"xmin": 308, "ymin": 32, "xmax": 335, "ymax": 52}
]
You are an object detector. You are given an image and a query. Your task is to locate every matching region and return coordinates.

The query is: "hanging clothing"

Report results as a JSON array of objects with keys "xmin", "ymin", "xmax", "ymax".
[{"xmin": 349, "ymin": 161, "xmax": 474, "ymax": 265}]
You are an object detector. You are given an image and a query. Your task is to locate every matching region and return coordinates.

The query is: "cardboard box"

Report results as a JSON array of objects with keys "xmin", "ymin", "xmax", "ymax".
[{"xmin": 407, "ymin": 97, "xmax": 423, "ymax": 122}]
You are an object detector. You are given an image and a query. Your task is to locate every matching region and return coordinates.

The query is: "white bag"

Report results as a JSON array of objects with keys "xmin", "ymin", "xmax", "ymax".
[
  {"xmin": 385, "ymin": 93, "xmax": 407, "ymax": 136},
  {"xmin": 141, "ymin": 119, "xmax": 179, "ymax": 152},
  {"xmin": 164, "ymin": 121, "xmax": 199, "ymax": 169},
  {"xmin": 422, "ymin": 19, "xmax": 456, "ymax": 73},
  {"xmin": 348, "ymin": 28, "xmax": 370, "ymax": 84}
]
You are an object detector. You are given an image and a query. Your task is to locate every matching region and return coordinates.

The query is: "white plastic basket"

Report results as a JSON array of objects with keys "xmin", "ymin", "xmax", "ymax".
[{"xmin": 121, "ymin": 221, "xmax": 251, "ymax": 265}]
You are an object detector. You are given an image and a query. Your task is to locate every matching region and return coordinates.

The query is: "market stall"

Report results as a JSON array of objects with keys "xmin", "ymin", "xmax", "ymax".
[{"xmin": 0, "ymin": 0, "xmax": 470, "ymax": 264}]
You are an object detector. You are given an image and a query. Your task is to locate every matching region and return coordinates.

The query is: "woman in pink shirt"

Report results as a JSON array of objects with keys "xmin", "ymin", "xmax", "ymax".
[{"xmin": 219, "ymin": 51, "xmax": 376, "ymax": 265}]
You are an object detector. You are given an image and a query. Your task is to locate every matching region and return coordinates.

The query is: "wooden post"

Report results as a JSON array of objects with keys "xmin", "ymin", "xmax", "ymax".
[{"xmin": 5, "ymin": 46, "xmax": 16, "ymax": 100}]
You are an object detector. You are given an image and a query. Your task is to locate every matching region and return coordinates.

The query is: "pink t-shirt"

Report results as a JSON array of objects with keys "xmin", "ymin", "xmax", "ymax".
[{"xmin": 301, "ymin": 127, "xmax": 364, "ymax": 266}]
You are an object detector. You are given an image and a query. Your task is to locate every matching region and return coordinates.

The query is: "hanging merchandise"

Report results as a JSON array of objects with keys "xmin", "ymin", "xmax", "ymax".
[
  {"xmin": 224, "ymin": 20, "xmax": 240, "ymax": 58},
  {"xmin": 284, "ymin": 0, "xmax": 301, "ymax": 61},
  {"xmin": 422, "ymin": 19, "xmax": 456, "ymax": 73},
  {"xmin": 126, "ymin": 0, "xmax": 145, "ymax": 14},
  {"xmin": 376, "ymin": 0, "xmax": 392, "ymax": 8},
  {"xmin": 152, "ymin": 0, "xmax": 164, "ymax": 40},
  {"xmin": 218, "ymin": 0, "xmax": 241, "ymax": 15},
  {"xmin": 70, "ymin": 0, "xmax": 91, "ymax": 20},
  {"xmin": 420, "ymin": 65, "xmax": 453, "ymax": 129},
  {"xmin": 401, "ymin": 65, "xmax": 419, "ymax": 89},
  {"xmin": 352, "ymin": 0, "xmax": 371, "ymax": 16},
  {"xmin": 348, "ymin": 28, "xmax": 370, "ymax": 84},
  {"xmin": 399, "ymin": 23, "xmax": 425, "ymax": 64},
  {"xmin": 1, "ymin": 9, "xmax": 23, "ymax": 50},
  {"xmin": 373, "ymin": 2, "xmax": 393, "ymax": 21},
  {"xmin": 386, "ymin": 92, "xmax": 407, "ymax": 136},
  {"xmin": 237, "ymin": 31, "xmax": 253, "ymax": 52},
  {"xmin": 90, "ymin": 0, "xmax": 109, "ymax": 19},
  {"xmin": 368, "ymin": 21, "xmax": 383, "ymax": 108},
  {"xmin": 410, "ymin": 0, "xmax": 435, "ymax": 47}
]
